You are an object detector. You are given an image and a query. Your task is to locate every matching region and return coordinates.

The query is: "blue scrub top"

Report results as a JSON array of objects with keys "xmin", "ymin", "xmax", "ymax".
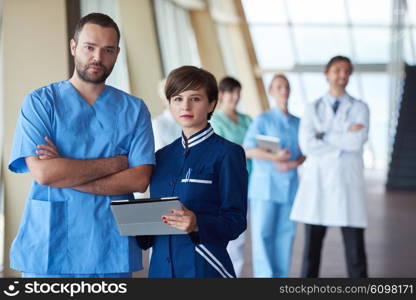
[
  {"xmin": 8, "ymin": 81, "xmax": 155, "ymax": 274},
  {"xmin": 243, "ymin": 108, "xmax": 301, "ymax": 203},
  {"xmin": 144, "ymin": 125, "xmax": 248, "ymax": 278}
]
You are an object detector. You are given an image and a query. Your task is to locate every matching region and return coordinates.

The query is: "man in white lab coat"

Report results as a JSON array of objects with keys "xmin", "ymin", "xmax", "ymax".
[{"xmin": 290, "ymin": 56, "xmax": 369, "ymax": 278}]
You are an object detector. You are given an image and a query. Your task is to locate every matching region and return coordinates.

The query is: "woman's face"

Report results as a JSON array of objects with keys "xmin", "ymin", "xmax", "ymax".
[
  {"xmin": 169, "ymin": 88, "xmax": 216, "ymax": 135},
  {"xmin": 219, "ymin": 88, "xmax": 241, "ymax": 111},
  {"xmin": 269, "ymin": 77, "xmax": 290, "ymax": 108}
]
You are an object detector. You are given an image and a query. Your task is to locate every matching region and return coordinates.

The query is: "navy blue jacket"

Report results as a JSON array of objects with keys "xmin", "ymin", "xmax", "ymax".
[{"xmin": 138, "ymin": 124, "xmax": 248, "ymax": 278}]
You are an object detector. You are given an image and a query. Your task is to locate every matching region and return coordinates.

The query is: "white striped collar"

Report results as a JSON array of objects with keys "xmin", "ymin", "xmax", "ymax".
[{"xmin": 181, "ymin": 125, "xmax": 214, "ymax": 149}]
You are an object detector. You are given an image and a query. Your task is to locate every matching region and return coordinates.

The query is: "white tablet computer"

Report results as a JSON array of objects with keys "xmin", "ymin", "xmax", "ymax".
[
  {"xmin": 256, "ymin": 134, "xmax": 280, "ymax": 153},
  {"xmin": 110, "ymin": 196, "xmax": 185, "ymax": 236}
]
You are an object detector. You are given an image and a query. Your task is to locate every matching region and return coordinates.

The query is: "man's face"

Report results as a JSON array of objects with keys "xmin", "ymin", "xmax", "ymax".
[
  {"xmin": 325, "ymin": 60, "xmax": 352, "ymax": 90},
  {"xmin": 70, "ymin": 23, "xmax": 119, "ymax": 84}
]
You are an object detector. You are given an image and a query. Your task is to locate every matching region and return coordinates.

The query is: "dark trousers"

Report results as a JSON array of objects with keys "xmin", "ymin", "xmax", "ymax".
[{"xmin": 301, "ymin": 224, "xmax": 368, "ymax": 278}]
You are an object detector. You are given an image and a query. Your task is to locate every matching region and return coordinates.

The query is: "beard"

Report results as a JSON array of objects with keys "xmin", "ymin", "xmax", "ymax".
[{"xmin": 75, "ymin": 60, "xmax": 114, "ymax": 84}]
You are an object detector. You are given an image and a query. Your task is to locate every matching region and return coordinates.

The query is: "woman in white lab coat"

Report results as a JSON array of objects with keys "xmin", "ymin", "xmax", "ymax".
[{"xmin": 290, "ymin": 56, "xmax": 369, "ymax": 278}]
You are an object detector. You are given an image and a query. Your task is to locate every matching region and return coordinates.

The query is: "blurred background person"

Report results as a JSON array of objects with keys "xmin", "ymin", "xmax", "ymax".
[
  {"xmin": 210, "ymin": 76, "xmax": 252, "ymax": 277},
  {"xmin": 152, "ymin": 78, "xmax": 182, "ymax": 151},
  {"xmin": 243, "ymin": 74, "xmax": 305, "ymax": 277},
  {"xmin": 290, "ymin": 56, "xmax": 369, "ymax": 278}
]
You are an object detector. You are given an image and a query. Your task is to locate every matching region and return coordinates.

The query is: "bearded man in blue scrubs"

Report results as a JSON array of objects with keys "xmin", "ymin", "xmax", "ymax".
[{"xmin": 8, "ymin": 13, "xmax": 155, "ymax": 278}]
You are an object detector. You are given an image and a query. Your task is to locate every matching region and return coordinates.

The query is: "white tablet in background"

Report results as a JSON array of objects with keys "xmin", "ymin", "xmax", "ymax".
[{"xmin": 255, "ymin": 134, "xmax": 281, "ymax": 153}]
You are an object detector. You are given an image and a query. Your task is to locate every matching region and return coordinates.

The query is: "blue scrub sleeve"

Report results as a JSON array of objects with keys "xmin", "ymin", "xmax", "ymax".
[
  {"xmin": 9, "ymin": 91, "xmax": 53, "ymax": 173},
  {"xmin": 128, "ymin": 101, "xmax": 156, "ymax": 167},
  {"xmin": 195, "ymin": 145, "xmax": 248, "ymax": 243}
]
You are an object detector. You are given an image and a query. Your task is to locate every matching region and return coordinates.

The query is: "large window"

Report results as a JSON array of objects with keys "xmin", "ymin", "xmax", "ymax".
[
  {"xmin": 242, "ymin": 0, "xmax": 413, "ymax": 169},
  {"xmin": 154, "ymin": 0, "xmax": 201, "ymax": 76}
]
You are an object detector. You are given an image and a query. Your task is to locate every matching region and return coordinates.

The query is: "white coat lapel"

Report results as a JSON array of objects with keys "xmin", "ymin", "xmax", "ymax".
[
  {"xmin": 313, "ymin": 97, "xmax": 334, "ymax": 132},
  {"xmin": 333, "ymin": 94, "xmax": 353, "ymax": 126}
]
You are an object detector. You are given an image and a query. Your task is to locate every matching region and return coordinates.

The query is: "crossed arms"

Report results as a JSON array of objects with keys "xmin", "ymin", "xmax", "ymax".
[
  {"xmin": 299, "ymin": 103, "xmax": 370, "ymax": 156},
  {"xmin": 25, "ymin": 137, "xmax": 152, "ymax": 195}
]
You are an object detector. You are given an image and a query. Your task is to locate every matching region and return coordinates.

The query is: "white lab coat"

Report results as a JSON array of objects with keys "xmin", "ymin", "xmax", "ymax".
[{"xmin": 290, "ymin": 93, "xmax": 369, "ymax": 228}]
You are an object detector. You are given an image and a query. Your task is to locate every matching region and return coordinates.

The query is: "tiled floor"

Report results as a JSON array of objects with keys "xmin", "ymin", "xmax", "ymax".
[{"xmin": 135, "ymin": 169, "xmax": 416, "ymax": 278}]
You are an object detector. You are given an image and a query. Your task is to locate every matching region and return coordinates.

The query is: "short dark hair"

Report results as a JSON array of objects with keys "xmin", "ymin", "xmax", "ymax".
[
  {"xmin": 73, "ymin": 13, "xmax": 120, "ymax": 45},
  {"xmin": 219, "ymin": 76, "xmax": 241, "ymax": 92},
  {"xmin": 325, "ymin": 55, "xmax": 353, "ymax": 74},
  {"xmin": 165, "ymin": 66, "xmax": 218, "ymax": 120}
]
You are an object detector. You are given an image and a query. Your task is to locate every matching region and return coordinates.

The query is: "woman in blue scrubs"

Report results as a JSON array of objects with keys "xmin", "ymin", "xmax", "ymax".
[
  {"xmin": 137, "ymin": 66, "xmax": 248, "ymax": 278},
  {"xmin": 244, "ymin": 74, "xmax": 304, "ymax": 277}
]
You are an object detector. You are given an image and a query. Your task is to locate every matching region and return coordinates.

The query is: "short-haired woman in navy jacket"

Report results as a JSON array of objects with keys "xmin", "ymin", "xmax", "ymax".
[{"xmin": 138, "ymin": 66, "xmax": 248, "ymax": 278}]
